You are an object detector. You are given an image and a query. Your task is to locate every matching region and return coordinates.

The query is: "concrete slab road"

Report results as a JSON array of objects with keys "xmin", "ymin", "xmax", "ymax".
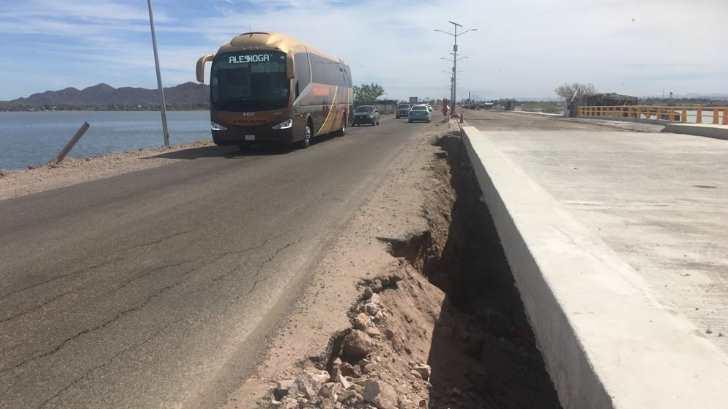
[
  {"xmin": 468, "ymin": 110, "xmax": 728, "ymax": 352},
  {"xmin": 0, "ymin": 115, "xmax": 431, "ymax": 409},
  {"xmin": 463, "ymin": 110, "xmax": 728, "ymax": 408}
]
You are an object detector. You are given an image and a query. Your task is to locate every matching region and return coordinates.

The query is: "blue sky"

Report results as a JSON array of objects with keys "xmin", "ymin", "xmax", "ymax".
[{"xmin": 0, "ymin": 0, "xmax": 726, "ymax": 100}]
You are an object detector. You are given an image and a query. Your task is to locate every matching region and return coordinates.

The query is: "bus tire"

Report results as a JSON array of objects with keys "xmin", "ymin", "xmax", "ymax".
[
  {"xmin": 298, "ymin": 121, "xmax": 312, "ymax": 149},
  {"xmin": 337, "ymin": 115, "xmax": 347, "ymax": 136}
]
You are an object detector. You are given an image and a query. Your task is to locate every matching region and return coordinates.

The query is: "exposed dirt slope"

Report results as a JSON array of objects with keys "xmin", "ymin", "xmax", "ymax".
[{"xmin": 226, "ymin": 123, "xmax": 561, "ymax": 409}]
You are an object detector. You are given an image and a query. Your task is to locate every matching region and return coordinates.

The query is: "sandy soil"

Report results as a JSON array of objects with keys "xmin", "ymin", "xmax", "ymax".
[{"xmin": 0, "ymin": 139, "xmax": 215, "ymax": 201}]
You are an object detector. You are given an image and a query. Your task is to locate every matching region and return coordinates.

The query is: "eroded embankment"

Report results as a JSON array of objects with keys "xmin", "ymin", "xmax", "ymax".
[{"xmin": 262, "ymin": 132, "xmax": 561, "ymax": 409}]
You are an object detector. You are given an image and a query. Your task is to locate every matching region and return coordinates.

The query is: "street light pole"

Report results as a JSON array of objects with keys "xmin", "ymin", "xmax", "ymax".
[
  {"xmin": 452, "ymin": 21, "xmax": 459, "ymax": 113},
  {"xmin": 435, "ymin": 21, "xmax": 477, "ymax": 117},
  {"xmin": 146, "ymin": 0, "xmax": 170, "ymax": 147}
]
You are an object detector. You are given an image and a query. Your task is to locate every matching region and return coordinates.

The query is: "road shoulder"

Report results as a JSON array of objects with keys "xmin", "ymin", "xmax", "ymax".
[{"xmin": 0, "ymin": 139, "xmax": 216, "ymax": 201}]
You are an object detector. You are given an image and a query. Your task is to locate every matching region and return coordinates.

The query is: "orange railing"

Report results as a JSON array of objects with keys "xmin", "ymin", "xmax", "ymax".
[{"xmin": 577, "ymin": 105, "xmax": 728, "ymax": 125}]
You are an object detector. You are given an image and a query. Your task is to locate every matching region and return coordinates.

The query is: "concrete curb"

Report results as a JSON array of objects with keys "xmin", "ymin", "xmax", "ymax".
[
  {"xmin": 460, "ymin": 126, "xmax": 728, "ymax": 409},
  {"xmin": 663, "ymin": 123, "xmax": 728, "ymax": 140},
  {"xmin": 567, "ymin": 116, "xmax": 728, "ymax": 140}
]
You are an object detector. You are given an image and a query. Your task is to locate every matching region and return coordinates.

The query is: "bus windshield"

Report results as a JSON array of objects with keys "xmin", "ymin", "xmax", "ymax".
[{"xmin": 211, "ymin": 51, "xmax": 289, "ymax": 112}]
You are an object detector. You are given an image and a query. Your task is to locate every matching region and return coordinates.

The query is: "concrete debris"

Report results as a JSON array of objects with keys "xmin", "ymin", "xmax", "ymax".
[
  {"xmin": 365, "ymin": 326, "xmax": 382, "ymax": 338},
  {"xmin": 362, "ymin": 380, "xmax": 397, "ymax": 409},
  {"xmin": 353, "ymin": 312, "xmax": 370, "ymax": 330},
  {"xmin": 295, "ymin": 370, "xmax": 329, "ymax": 399},
  {"xmin": 337, "ymin": 372, "xmax": 352, "ymax": 390},
  {"xmin": 342, "ymin": 330, "xmax": 375, "ymax": 362},
  {"xmin": 339, "ymin": 362, "xmax": 361, "ymax": 378},
  {"xmin": 273, "ymin": 379, "xmax": 297, "ymax": 401},
  {"xmin": 319, "ymin": 382, "xmax": 341, "ymax": 399},
  {"xmin": 412, "ymin": 364, "xmax": 431, "ymax": 381}
]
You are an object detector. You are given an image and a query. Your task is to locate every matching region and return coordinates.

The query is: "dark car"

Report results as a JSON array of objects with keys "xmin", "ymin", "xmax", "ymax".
[
  {"xmin": 353, "ymin": 105, "xmax": 380, "ymax": 126},
  {"xmin": 396, "ymin": 103, "xmax": 411, "ymax": 119}
]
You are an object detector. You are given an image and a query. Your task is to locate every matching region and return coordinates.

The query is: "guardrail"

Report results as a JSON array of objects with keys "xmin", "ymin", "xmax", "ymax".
[{"xmin": 577, "ymin": 105, "xmax": 728, "ymax": 125}]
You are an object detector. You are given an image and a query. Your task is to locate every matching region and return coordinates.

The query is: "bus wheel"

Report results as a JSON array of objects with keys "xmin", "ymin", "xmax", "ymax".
[{"xmin": 299, "ymin": 122, "xmax": 312, "ymax": 149}]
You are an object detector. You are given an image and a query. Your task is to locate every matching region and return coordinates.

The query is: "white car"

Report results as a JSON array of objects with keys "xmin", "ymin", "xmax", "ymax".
[{"xmin": 408, "ymin": 104, "xmax": 432, "ymax": 123}]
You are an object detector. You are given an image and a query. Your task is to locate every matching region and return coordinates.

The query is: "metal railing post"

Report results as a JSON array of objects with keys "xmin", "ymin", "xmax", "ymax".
[{"xmin": 52, "ymin": 122, "xmax": 90, "ymax": 165}]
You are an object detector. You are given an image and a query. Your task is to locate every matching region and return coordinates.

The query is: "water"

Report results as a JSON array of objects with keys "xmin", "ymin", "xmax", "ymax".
[{"xmin": 0, "ymin": 111, "xmax": 211, "ymax": 170}]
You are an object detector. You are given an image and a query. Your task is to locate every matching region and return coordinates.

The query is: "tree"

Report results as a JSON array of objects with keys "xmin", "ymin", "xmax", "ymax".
[
  {"xmin": 353, "ymin": 83, "xmax": 385, "ymax": 105},
  {"xmin": 556, "ymin": 83, "xmax": 597, "ymax": 117},
  {"xmin": 555, "ymin": 83, "xmax": 596, "ymax": 101}
]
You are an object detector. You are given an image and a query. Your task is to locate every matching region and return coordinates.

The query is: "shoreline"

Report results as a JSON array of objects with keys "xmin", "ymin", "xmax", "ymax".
[
  {"xmin": 0, "ymin": 138, "xmax": 215, "ymax": 201},
  {"xmin": 0, "ymin": 108, "xmax": 209, "ymax": 113}
]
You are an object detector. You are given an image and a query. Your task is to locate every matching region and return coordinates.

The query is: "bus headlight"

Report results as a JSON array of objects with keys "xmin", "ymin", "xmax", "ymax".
[
  {"xmin": 272, "ymin": 119, "xmax": 293, "ymax": 130},
  {"xmin": 211, "ymin": 121, "xmax": 227, "ymax": 131}
]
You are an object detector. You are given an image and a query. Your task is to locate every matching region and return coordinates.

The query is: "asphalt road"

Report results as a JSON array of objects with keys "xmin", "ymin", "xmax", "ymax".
[{"xmin": 0, "ymin": 115, "xmax": 434, "ymax": 409}]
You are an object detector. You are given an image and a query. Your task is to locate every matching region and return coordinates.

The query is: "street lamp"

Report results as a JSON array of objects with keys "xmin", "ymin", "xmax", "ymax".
[{"xmin": 434, "ymin": 21, "xmax": 477, "ymax": 116}]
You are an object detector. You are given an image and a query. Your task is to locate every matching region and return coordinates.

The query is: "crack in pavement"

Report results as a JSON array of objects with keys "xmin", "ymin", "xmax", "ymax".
[
  {"xmin": 34, "ymin": 315, "xmax": 189, "ymax": 409},
  {"xmin": 0, "ymin": 267, "xmax": 198, "ymax": 375},
  {"xmin": 0, "ymin": 257, "xmax": 122, "ymax": 300},
  {"xmin": 1, "ymin": 229, "xmax": 301, "ymax": 401},
  {"xmin": 120, "ymin": 229, "xmax": 193, "ymax": 253},
  {"xmin": 207, "ymin": 232, "xmax": 295, "ymax": 284},
  {"xmin": 0, "ymin": 229, "xmax": 193, "ymax": 302},
  {"xmin": 25, "ymin": 236, "xmax": 303, "ymax": 407},
  {"xmin": 245, "ymin": 238, "xmax": 302, "ymax": 296},
  {"xmin": 0, "ymin": 260, "xmax": 195, "ymax": 325},
  {"xmin": 208, "ymin": 230, "xmax": 292, "ymax": 261}
]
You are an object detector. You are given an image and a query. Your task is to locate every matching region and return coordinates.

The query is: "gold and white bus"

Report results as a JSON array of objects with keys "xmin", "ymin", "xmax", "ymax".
[{"xmin": 196, "ymin": 32, "xmax": 352, "ymax": 149}]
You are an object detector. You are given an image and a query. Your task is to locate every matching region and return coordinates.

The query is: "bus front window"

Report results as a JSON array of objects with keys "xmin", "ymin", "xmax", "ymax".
[{"xmin": 211, "ymin": 51, "xmax": 289, "ymax": 112}]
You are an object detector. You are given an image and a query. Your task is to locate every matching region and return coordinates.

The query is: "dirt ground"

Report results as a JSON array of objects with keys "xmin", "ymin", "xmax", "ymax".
[
  {"xmin": 0, "ymin": 139, "xmax": 216, "ymax": 200},
  {"xmin": 223, "ymin": 121, "xmax": 561, "ymax": 409}
]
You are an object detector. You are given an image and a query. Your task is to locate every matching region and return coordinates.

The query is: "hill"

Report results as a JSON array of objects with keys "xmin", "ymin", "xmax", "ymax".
[{"xmin": 0, "ymin": 82, "xmax": 210, "ymax": 111}]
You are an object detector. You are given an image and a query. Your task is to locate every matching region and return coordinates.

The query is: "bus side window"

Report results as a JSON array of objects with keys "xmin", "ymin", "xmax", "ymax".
[{"xmin": 294, "ymin": 51, "xmax": 311, "ymax": 92}]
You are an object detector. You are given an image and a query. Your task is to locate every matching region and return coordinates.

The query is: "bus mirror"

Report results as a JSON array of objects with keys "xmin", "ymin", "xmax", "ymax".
[{"xmin": 196, "ymin": 54, "xmax": 214, "ymax": 83}]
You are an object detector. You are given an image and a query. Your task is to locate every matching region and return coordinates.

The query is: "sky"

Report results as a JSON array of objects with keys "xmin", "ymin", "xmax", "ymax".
[{"xmin": 0, "ymin": 0, "xmax": 726, "ymax": 101}]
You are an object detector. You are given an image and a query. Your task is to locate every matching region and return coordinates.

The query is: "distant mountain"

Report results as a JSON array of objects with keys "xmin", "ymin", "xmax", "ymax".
[{"xmin": 0, "ymin": 82, "xmax": 210, "ymax": 111}]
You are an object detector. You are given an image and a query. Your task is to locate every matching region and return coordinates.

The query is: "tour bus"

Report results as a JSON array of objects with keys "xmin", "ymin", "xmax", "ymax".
[{"xmin": 196, "ymin": 32, "xmax": 353, "ymax": 148}]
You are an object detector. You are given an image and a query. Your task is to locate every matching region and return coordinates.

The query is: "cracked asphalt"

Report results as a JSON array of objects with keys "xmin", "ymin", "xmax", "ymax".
[{"xmin": 0, "ymin": 116, "xmax": 426, "ymax": 409}]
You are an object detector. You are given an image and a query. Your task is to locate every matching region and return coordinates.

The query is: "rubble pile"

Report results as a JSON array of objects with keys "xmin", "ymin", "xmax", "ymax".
[{"xmin": 264, "ymin": 272, "xmax": 437, "ymax": 409}]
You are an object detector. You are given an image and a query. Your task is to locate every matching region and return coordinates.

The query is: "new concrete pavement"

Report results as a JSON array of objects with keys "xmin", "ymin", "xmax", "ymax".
[
  {"xmin": 0, "ymin": 116, "xmax": 432, "ymax": 409},
  {"xmin": 462, "ymin": 110, "xmax": 728, "ymax": 409}
]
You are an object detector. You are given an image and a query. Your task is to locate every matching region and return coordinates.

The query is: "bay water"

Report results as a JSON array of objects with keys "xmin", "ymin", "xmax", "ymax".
[{"xmin": 0, "ymin": 111, "xmax": 210, "ymax": 170}]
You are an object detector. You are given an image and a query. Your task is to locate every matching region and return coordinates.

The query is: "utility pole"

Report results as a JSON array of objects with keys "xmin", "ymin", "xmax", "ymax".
[
  {"xmin": 146, "ymin": 0, "xmax": 170, "ymax": 147},
  {"xmin": 435, "ymin": 21, "xmax": 477, "ymax": 117}
]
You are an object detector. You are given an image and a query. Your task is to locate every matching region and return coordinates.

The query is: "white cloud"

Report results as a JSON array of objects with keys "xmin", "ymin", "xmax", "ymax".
[{"xmin": 1, "ymin": 0, "xmax": 726, "ymax": 99}]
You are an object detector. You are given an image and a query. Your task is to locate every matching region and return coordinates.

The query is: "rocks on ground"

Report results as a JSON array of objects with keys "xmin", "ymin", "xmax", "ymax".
[{"xmin": 263, "ymin": 272, "xmax": 436, "ymax": 409}]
